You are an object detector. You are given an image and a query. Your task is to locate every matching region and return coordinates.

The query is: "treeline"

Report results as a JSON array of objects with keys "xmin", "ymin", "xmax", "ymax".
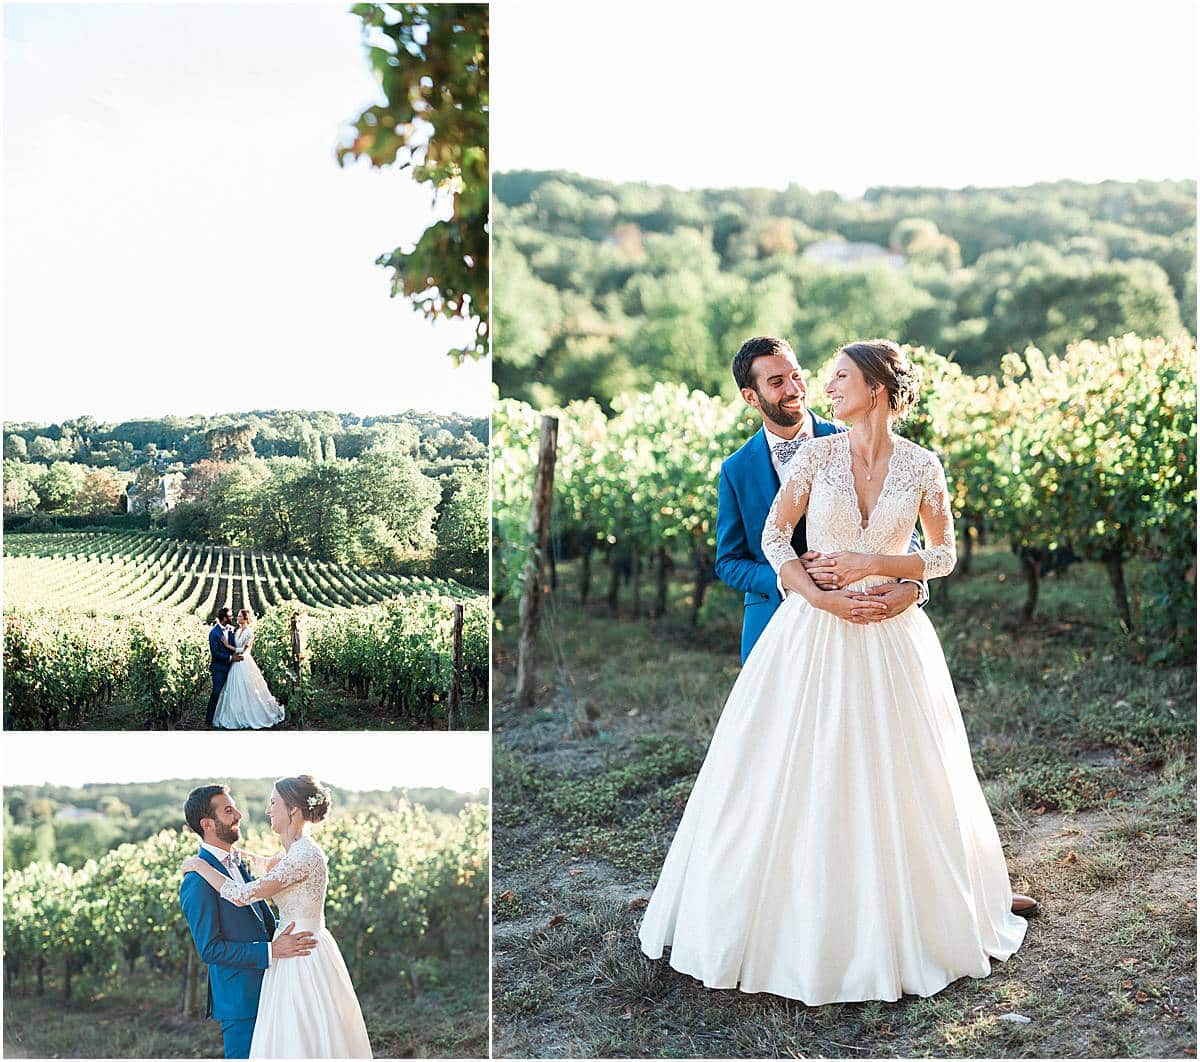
[
  {"xmin": 494, "ymin": 335, "xmax": 1195, "ymax": 662},
  {"xmin": 4, "ymin": 779, "xmax": 488, "ymax": 872},
  {"xmin": 4, "ymin": 439, "xmax": 487, "ymax": 587},
  {"xmin": 3, "ymin": 409, "xmax": 488, "ymax": 471},
  {"xmin": 494, "ymin": 171, "xmax": 1194, "ymax": 407}
]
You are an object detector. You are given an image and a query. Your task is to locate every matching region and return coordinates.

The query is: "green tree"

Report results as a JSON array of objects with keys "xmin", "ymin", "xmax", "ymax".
[
  {"xmin": 5, "ymin": 434, "xmax": 29, "ymax": 460},
  {"xmin": 166, "ymin": 501, "xmax": 213, "ymax": 541},
  {"xmin": 340, "ymin": 3, "xmax": 489, "ymax": 362},
  {"xmin": 434, "ymin": 468, "xmax": 488, "ymax": 586},
  {"xmin": 73, "ymin": 468, "xmax": 124, "ymax": 516},
  {"xmin": 35, "ymin": 462, "xmax": 88, "ymax": 513},
  {"xmin": 3, "ymin": 459, "xmax": 39, "ymax": 513}
]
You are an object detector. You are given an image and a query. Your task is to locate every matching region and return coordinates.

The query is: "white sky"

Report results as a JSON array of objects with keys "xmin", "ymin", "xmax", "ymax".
[
  {"xmin": 492, "ymin": 0, "xmax": 1197, "ymax": 195},
  {"xmin": 4, "ymin": 3, "xmax": 490, "ymax": 425},
  {"xmin": 1, "ymin": 731, "xmax": 491, "ymax": 793}
]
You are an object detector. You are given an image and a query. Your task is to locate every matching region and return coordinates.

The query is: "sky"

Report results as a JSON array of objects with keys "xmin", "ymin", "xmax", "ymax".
[
  {"xmin": 1, "ymin": 731, "xmax": 491, "ymax": 793},
  {"xmin": 4, "ymin": 3, "xmax": 490, "ymax": 425},
  {"xmin": 492, "ymin": 0, "xmax": 1197, "ymax": 195}
]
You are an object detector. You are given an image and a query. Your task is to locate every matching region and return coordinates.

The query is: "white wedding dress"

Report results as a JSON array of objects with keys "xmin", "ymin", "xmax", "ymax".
[
  {"xmin": 220, "ymin": 836, "xmax": 372, "ymax": 1059},
  {"xmin": 213, "ymin": 626, "xmax": 285, "ymax": 730},
  {"xmin": 638, "ymin": 432, "xmax": 1027, "ymax": 1004}
]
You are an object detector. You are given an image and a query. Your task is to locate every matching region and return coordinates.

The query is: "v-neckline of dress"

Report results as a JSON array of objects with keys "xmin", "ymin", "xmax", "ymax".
[{"xmin": 842, "ymin": 433, "xmax": 900, "ymax": 533}]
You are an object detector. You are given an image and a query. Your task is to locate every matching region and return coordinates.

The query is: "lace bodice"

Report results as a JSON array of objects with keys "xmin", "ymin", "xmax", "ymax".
[
  {"xmin": 234, "ymin": 626, "xmax": 254, "ymax": 653},
  {"xmin": 762, "ymin": 433, "xmax": 956, "ymax": 584},
  {"xmin": 219, "ymin": 836, "xmax": 328, "ymax": 923}
]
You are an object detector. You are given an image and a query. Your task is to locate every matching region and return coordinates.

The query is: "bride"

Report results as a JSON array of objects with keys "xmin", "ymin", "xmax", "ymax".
[
  {"xmin": 638, "ymin": 339, "xmax": 1028, "ymax": 1004},
  {"xmin": 213, "ymin": 609, "xmax": 285, "ymax": 730},
  {"xmin": 182, "ymin": 775, "xmax": 372, "ymax": 1058}
]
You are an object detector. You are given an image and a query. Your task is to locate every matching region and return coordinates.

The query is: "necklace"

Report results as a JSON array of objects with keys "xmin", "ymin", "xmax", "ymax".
[{"xmin": 850, "ymin": 444, "xmax": 891, "ymax": 481}]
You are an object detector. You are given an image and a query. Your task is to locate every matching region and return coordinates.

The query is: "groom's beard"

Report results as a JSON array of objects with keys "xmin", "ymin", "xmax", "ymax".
[
  {"xmin": 756, "ymin": 391, "xmax": 805, "ymax": 428},
  {"xmin": 213, "ymin": 821, "xmax": 240, "ymax": 845}
]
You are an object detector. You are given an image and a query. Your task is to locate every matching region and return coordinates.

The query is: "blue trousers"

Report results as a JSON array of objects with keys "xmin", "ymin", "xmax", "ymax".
[
  {"xmin": 220, "ymin": 1017, "xmax": 256, "ymax": 1059},
  {"xmin": 206, "ymin": 662, "xmax": 231, "ymax": 726}
]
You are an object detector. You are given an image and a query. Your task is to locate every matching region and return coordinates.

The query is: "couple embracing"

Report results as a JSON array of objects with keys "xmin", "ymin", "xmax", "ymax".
[
  {"xmin": 638, "ymin": 337, "xmax": 1036, "ymax": 1005},
  {"xmin": 178, "ymin": 778, "xmax": 371, "ymax": 1058},
  {"xmin": 206, "ymin": 607, "xmax": 286, "ymax": 730}
]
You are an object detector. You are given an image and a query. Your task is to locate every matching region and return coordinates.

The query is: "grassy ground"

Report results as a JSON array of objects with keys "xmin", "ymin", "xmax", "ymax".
[
  {"xmin": 492, "ymin": 545, "xmax": 1196, "ymax": 1058},
  {"xmin": 7, "ymin": 685, "xmax": 487, "ymax": 731},
  {"xmin": 2, "ymin": 953, "xmax": 488, "ymax": 1058}
]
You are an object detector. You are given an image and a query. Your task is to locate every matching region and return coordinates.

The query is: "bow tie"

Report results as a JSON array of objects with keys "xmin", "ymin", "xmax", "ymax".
[{"xmin": 770, "ymin": 433, "xmax": 809, "ymax": 466}]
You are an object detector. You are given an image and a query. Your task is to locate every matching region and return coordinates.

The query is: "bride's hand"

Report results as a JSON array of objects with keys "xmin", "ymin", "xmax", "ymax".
[
  {"xmin": 265, "ymin": 852, "xmax": 283, "ymax": 872},
  {"xmin": 180, "ymin": 856, "xmax": 206, "ymax": 878},
  {"xmin": 811, "ymin": 589, "xmax": 889, "ymax": 624},
  {"xmin": 804, "ymin": 551, "xmax": 876, "ymax": 590}
]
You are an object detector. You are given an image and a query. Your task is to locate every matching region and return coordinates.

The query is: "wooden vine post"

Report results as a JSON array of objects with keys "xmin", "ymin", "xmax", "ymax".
[
  {"xmin": 515, "ymin": 415, "xmax": 559, "ymax": 708},
  {"xmin": 448, "ymin": 602, "xmax": 464, "ymax": 729},
  {"xmin": 289, "ymin": 610, "xmax": 310, "ymax": 729}
]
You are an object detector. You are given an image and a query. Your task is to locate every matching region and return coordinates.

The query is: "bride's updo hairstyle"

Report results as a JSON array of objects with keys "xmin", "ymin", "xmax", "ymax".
[
  {"xmin": 838, "ymin": 339, "xmax": 922, "ymax": 423},
  {"xmin": 237, "ymin": 608, "xmax": 255, "ymax": 625},
  {"xmin": 275, "ymin": 774, "xmax": 331, "ymax": 824}
]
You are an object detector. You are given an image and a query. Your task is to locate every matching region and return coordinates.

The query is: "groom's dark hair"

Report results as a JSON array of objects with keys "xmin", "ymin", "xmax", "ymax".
[
  {"xmin": 185, "ymin": 784, "xmax": 229, "ymax": 836},
  {"xmin": 733, "ymin": 336, "xmax": 798, "ymax": 392},
  {"xmin": 214, "ymin": 606, "xmax": 232, "ymax": 623}
]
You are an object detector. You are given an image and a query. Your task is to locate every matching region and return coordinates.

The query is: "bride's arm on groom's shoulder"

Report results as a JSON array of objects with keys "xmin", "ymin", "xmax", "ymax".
[
  {"xmin": 221, "ymin": 849, "xmax": 309, "ymax": 907},
  {"xmin": 181, "ymin": 857, "xmax": 247, "ymax": 898}
]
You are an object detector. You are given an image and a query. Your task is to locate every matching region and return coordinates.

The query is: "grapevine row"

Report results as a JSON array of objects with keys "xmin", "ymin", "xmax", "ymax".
[
  {"xmin": 493, "ymin": 334, "xmax": 1196, "ymax": 635},
  {"xmin": 2, "ymin": 802, "xmax": 488, "ymax": 1002}
]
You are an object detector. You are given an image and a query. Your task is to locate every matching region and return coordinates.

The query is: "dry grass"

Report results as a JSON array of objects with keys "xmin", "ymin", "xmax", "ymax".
[{"xmin": 492, "ymin": 545, "xmax": 1196, "ymax": 1058}]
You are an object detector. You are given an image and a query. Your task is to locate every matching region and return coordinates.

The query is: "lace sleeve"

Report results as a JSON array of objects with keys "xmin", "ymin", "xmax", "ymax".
[
  {"xmin": 218, "ymin": 842, "xmax": 314, "ymax": 906},
  {"xmin": 916, "ymin": 453, "xmax": 956, "ymax": 580},
  {"xmin": 761, "ymin": 442, "xmax": 819, "ymax": 573}
]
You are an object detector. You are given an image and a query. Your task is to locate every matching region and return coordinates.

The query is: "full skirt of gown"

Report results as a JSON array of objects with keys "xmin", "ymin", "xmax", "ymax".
[
  {"xmin": 213, "ymin": 655, "xmax": 285, "ymax": 730},
  {"xmin": 249, "ymin": 917, "xmax": 372, "ymax": 1059},
  {"xmin": 637, "ymin": 592, "xmax": 1028, "ymax": 1005}
]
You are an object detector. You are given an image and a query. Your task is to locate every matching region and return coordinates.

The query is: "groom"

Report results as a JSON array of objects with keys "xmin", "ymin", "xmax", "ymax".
[
  {"xmin": 715, "ymin": 335, "xmax": 926, "ymax": 663},
  {"xmin": 206, "ymin": 607, "xmax": 243, "ymax": 727},
  {"xmin": 179, "ymin": 784, "xmax": 318, "ymax": 1058}
]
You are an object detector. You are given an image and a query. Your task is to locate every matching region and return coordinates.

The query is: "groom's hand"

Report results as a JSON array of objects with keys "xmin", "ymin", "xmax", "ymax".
[
  {"xmin": 798, "ymin": 551, "xmax": 837, "ymax": 590},
  {"xmin": 848, "ymin": 581, "xmax": 920, "ymax": 622},
  {"xmin": 231, "ymin": 653, "xmax": 244, "ymax": 663},
  {"xmin": 271, "ymin": 921, "xmax": 317, "ymax": 959}
]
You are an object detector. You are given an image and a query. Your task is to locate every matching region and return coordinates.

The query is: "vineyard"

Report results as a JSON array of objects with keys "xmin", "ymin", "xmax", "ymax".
[
  {"xmin": 493, "ymin": 334, "xmax": 1196, "ymax": 655},
  {"xmin": 2, "ymin": 801, "xmax": 488, "ymax": 1002},
  {"xmin": 4, "ymin": 532, "xmax": 476, "ymax": 615},
  {"xmin": 3, "ymin": 533, "xmax": 489, "ymax": 729}
]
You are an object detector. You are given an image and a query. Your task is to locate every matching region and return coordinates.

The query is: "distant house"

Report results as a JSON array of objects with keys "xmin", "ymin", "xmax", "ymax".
[
  {"xmin": 126, "ymin": 471, "xmax": 185, "ymax": 514},
  {"xmin": 803, "ymin": 239, "xmax": 905, "ymax": 270},
  {"xmin": 54, "ymin": 805, "xmax": 104, "ymax": 822}
]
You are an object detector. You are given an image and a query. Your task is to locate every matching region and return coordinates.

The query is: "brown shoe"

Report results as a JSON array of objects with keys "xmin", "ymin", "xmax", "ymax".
[{"xmin": 1011, "ymin": 893, "xmax": 1039, "ymax": 917}]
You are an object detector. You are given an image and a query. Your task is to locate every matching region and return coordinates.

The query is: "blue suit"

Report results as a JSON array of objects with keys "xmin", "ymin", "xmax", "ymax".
[
  {"xmin": 715, "ymin": 416, "xmax": 925, "ymax": 663},
  {"xmin": 179, "ymin": 846, "xmax": 276, "ymax": 1059},
  {"xmin": 206, "ymin": 624, "xmax": 234, "ymax": 726}
]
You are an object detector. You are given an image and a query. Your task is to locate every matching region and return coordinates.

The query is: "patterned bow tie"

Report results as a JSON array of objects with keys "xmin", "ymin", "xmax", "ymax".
[{"xmin": 771, "ymin": 433, "xmax": 809, "ymax": 466}]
